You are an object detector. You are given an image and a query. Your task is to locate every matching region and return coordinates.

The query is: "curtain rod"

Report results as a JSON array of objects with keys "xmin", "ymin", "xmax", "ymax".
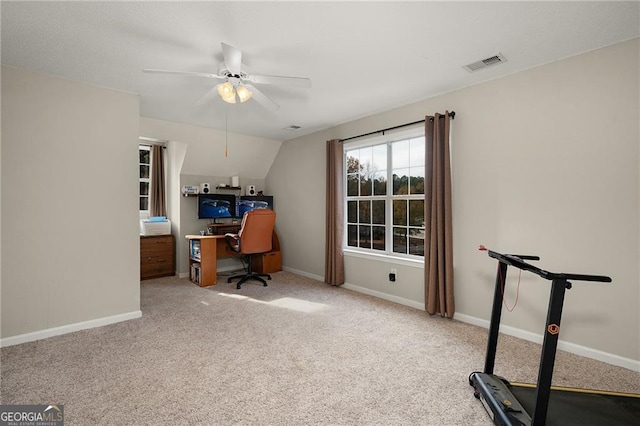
[
  {"xmin": 340, "ymin": 111, "xmax": 455, "ymax": 143},
  {"xmin": 140, "ymin": 143, "xmax": 167, "ymax": 148},
  {"xmin": 139, "ymin": 136, "xmax": 168, "ymax": 148}
]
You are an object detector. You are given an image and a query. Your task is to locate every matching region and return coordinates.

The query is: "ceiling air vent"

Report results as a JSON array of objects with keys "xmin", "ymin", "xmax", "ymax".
[{"xmin": 463, "ymin": 53, "xmax": 507, "ymax": 73}]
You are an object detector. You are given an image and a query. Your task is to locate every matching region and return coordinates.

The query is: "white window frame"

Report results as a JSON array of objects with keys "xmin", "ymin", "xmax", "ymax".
[
  {"xmin": 139, "ymin": 145, "xmax": 151, "ymax": 219},
  {"xmin": 343, "ymin": 127, "xmax": 425, "ymax": 263}
]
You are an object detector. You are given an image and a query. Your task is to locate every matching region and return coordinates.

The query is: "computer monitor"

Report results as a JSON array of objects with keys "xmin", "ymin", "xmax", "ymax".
[
  {"xmin": 238, "ymin": 195, "xmax": 274, "ymax": 217},
  {"xmin": 197, "ymin": 194, "xmax": 237, "ymax": 221}
]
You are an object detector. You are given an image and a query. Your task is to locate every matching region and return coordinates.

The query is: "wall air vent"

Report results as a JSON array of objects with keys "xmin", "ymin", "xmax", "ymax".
[{"xmin": 463, "ymin": 53, "xmax": 507, "ymax": 73}]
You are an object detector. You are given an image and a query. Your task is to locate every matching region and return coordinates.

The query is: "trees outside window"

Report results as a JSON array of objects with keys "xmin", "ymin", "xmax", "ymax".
[{"xmin": 345, "ymin": 135, "xmax": 425, "ymax": 257}]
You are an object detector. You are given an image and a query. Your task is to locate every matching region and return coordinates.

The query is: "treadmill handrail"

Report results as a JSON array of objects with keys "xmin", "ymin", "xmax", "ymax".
[{"xmin": 487, "ymin": 249, "xmax": 612, "ymax": 283}]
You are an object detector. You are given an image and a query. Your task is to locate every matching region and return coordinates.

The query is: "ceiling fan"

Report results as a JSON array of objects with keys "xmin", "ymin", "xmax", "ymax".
[{"xmin": 143, "ymin": 42, "xmax": 311, "ymax": 111}]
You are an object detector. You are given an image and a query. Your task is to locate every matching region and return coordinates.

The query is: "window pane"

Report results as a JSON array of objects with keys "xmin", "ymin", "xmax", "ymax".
[
  {"xmin": 359, "ymin": 225, "xmax": 371, "ymax": 249},
  {"xmin": 347, "ymin": 174, "xmax": 359, "ymax": 196},
  {"xmin": 410, "ymin": 137, "xmax": 425, "ymax": 166},
  {"xmin": 372, "ymin": 144, "xmax": 386, "ymax": 171},
  {"xmin": 371, "ymin": 200, "xmax": 385, "ymax": 225},
  {"xmin": 139, "ymin": 197, "xmax": 148, "ymax": 211},
  {"xmin": 347, "ymin": 225, "xmax": 358, "ymax": 247},
  {"xmin": 372, "ymin": 226, "xmax": 385, "ymax": 251},
  {"xmin": 139, "ymin": 149, "xmax": 150, "ymax": 164},
  {"xmin": 139, "ymin": 165, "xmax": 150, "ymax": 179},
  {"xmin": 347, "ymin": 201, "xmax": 358, "ymax": 223},
  {"xmin": 360, "ymin": 173, "xmax": 372, "ymax": 196},
  {"xmin": 140, "ymin": 182, "xmax": 149, "ymax": 196},
  {"xmin": 409, "ymin": 200, "xmax": 424, "ymax": 227},
  {"xmin": 373, "ymin": 171, "xmax": 387, "ymax": 196},
  {"xmin": 359, "ymin": 200, "xmax": 371, "ymax": 223},
  {"xmin": 359, "ymin": 147, "xmax": 373, "ymax": 196},
  {"xmin": 393, "ymin": 199, "xmax": 407, "ymax": 226},
  {"xmin": 393, "ymin": 227, "xmax": 407, "ymax": 254},
  {"xmin": 347, "ymin": 201, "xmax": 357, "ymax": 223},
  {"xmin": 392, "ymin": 140, "xmax": 410, "ymax": 169},
  {"xmin": 409, "ymin": 228, "xmax": 425, "ymax": 256},
  {"xmin": 346, "ymin": 150, "xmax": 359, "ymax": 174},
  {"xmin": 393, "ymin": 169, "xmax": 409, "ymax": 195},
  {"xmin": 410, "ymin": 166, "xmax": 425, "ymax": 195}
]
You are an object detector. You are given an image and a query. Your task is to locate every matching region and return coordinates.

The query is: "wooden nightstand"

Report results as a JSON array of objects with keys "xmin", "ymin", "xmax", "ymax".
[{"xmin": 140, "ymin": 234, "xmax": 175, "ymax": 280}]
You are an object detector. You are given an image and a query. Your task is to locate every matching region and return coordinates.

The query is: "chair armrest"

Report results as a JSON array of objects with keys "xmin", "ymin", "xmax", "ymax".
[{"xmin": 225, "ymin": 233, "xmax": 241, "ymax": 253}]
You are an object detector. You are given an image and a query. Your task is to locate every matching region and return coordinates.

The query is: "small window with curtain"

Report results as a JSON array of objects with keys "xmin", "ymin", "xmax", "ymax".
[
  {"xmin": 139, "ymin": 145, "xmax": 151, "ymax": 213},
  {"xmin": 345, "ymin": 130, "xmax": 425, "ymax": 258}
]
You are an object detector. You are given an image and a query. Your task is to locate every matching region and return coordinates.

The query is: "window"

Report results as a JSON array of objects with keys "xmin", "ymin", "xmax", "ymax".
[
  {"xmin": 345, "ymin": 132, "xmax": 425, "ymax": 258},
  {"xmin": 139, "ymin": 146, "xmax": 150, "ymax": 212}
]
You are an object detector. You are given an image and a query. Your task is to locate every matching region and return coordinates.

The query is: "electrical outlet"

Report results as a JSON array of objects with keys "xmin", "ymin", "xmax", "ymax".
[{"xmin": 389, "ymin": 268, "xmax": 397, "ymax": 282}]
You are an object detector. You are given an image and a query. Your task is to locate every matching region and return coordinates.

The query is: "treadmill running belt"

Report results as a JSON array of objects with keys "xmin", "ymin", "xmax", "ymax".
[{"xmin": 509, "ymin": 384, "xmax": 640, "ymax": 426}]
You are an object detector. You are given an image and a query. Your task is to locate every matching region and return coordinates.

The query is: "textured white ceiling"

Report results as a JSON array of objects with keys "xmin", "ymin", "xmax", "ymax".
[{"xmin": 2, "ymin": 1, "xmax": 639, "ymax": 141}]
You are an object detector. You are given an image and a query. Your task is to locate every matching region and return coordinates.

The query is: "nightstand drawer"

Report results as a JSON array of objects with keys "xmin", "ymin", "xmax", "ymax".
[{"xmin": 140, "ymin": 235, "xmax": 175, "ymax": 280}]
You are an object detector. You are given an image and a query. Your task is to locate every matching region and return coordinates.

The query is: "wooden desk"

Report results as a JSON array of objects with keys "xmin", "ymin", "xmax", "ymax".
[
  {"xmin": 185, "ymin": 235, "xmax": 235, "ymax": 286},
  {"xmin": 185, "ymin": 230, "xmax": 282, "ymax": 287}
]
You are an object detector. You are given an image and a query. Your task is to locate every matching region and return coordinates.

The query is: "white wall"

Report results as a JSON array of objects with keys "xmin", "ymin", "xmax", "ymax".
[
  {"xmin": 1, "ymin": 66, "xmax": 141, "ymax": 342},
  {"xmin": 267, "ymin": 39, "xmax": 640, "ymax": 366}
]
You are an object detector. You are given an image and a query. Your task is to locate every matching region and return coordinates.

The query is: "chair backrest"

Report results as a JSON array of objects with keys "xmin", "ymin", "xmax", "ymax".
[{"xmin": 238, "ymin": 209, "xmax": 276, "ymax": 255}]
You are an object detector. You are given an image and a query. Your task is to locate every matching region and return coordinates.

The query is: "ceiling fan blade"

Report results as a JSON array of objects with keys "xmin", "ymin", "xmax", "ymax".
[
  {"xmin": 221, "ymin": 43, "xmax": 242, "ymax": 74},
  {"xmin": 193, "ymin": 86, "xmax": 220, "ymax": 107},
  {"xmin": 247, "ymin": 73, "xmax": 312, "ymax": 87},
  {"xmin": 143, "ymin": 69, "xmax": 223, "ymax": 80},
  {"xmin": 244, "ymin": 84, "xmax": 279, "ymax": 111}
]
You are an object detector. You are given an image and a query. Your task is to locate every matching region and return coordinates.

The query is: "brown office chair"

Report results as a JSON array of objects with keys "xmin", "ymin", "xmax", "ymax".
[{"xmin": 225, "ymin": 209, "xmax": 276, "ymax": 289}]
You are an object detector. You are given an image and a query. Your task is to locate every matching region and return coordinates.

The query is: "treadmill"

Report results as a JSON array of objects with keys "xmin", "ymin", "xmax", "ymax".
[{"xmin": 469, "ymin": 248, "xmax": 640, "ymax": 426}]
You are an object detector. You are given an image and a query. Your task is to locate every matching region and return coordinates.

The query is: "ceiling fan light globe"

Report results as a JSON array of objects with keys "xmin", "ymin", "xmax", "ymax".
[
  {"xmin": 217, "ymin": 81, "xmax": 234, "ymax": 96},
  {"xmin": 217, "ymin": 82, "xmax": 237, "ymax": 103},
  {"xmin": 236, "ymin": 85, "xmax": 253, "ymax": 103},
  {"xmin": 221, "ymin": 93, "xmax": 236, "ymax": 104}
]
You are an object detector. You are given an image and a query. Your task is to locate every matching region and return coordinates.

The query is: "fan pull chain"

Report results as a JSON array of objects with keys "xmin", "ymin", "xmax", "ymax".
[{"xmin": 225, "ymin": 103, "xmax": 229, "ymax": 157}]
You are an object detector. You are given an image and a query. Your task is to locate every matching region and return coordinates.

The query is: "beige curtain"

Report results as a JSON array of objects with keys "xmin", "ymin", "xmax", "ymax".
[
  {"xmin": 149, "ymin": 145, "xmax": 167, "ymax": 217},
  {"xmin": 424, "ymin": 112, "xmax": 454, "ymax": 318},
  {"xmin": 325, "ymin": 139, "xmax": 345, "ymax": 286}
]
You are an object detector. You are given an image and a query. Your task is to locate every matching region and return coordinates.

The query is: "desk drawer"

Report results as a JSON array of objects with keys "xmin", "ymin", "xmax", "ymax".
[{"xmin": 253, "ymin": 251, "xmax": 281, "ymax": 274}]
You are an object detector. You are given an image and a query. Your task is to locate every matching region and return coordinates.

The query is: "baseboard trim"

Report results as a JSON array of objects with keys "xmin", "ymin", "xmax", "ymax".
[
  {"xmin": 454, "ymin": 313, "xmax": 640, "ymax": 373},
  {"xmin": 285, "ymin": 267, "xmax": 639, "ymax": 373},
  {"xmin": 0, "ymin": 310, "xmax": 142, "ymax": 348},
  {"xmin": 282, "ymin": 266, "xmax": 324, "ymax": 282},
  {"xmin": 342, "ymin": 282, "xmax": 426, "ymax": 311}
]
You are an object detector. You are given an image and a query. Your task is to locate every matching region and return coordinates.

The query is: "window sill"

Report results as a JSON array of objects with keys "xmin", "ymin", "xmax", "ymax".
[{"xmin": 343, "ymin": 248, "xmax": 424, "ymax": 268}]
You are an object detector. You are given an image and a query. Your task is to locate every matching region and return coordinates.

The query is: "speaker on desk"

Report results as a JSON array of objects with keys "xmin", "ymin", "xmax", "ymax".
[
  {"xmin": 247, "ymin": 185, "xmax": 256, "ymax": 196},
  {"xmin": 200, "ymin": 183, "xmax": 211, "ymax": 194}
]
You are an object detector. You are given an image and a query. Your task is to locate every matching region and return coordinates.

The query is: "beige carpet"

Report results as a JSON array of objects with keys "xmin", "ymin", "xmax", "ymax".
[{"xmin": 1, "ymin": 271, "xmax": 638, "ymax": 425}]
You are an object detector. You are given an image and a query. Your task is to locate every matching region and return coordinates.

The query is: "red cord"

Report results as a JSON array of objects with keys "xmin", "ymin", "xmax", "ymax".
[
  {"xmin": 479, "ymin": 245, "xmax": 520, "ymax": 311},
  {"xmin": 498, "ymin": 260, "xmax": 521, "ymax": 312}
]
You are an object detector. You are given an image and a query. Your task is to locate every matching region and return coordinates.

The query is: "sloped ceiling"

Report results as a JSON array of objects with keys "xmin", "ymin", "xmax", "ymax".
[
  {"xmin": 140, "ymin": 117, "xmax": 281, "ymax": 178},
  {"xmin": 2, "ymin": 1, "xmax": 639, "ymax": 141}
]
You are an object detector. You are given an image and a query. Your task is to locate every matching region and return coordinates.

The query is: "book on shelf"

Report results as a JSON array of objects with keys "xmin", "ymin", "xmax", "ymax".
[
  {"xmin": 190, "ymin": 263, "xmax": 201, "ymax": 284},
  {"xmin": 190, "ymin": 240, "xmax": 201, "ymax": 260}
]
